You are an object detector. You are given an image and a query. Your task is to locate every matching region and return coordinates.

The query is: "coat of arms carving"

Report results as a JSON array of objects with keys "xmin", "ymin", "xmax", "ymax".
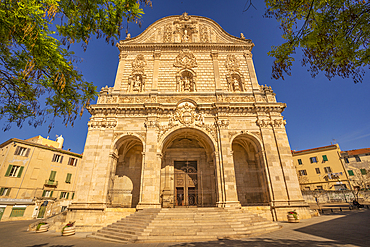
[
  {"xmin": 174, "ymin": 50, "xmax": 197, "ymax": 69},
  {"xmin": 170, "ymin": 102, "xmax": 204, "ymax": 126}
]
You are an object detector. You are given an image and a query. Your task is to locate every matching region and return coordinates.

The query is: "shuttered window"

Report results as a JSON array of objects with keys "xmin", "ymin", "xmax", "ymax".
[
  {"xmin": 298, "ymin": 159, "xmax": 302, "ymax": 165},
  {"xmin": 49, "ymin": 171, "xmax": 57, "ymax": 181},
  {"xmin": 65, "ymin": 173, "xmax": 72, "ymax": 183},
  {"xmin": 322, "ymin": 155, "xmax": 328, "ymax": 161},
  {"xmin": 348, "ymin": 170, "xmax": 354, "ymax": 176},
  {"xmin": 5, "ymin": 165, "xmax": 24, "ymax": 177},
  {"xmin": 360, "ymin": 169, "xmax": 367, "ymax": 175},
  {"xmin": 14, "ymin": 146, "xmax": 30, "ymax": 157},
  {"xmin": 0, "ymin": 188, "xmax": 11, "ymax": 196}
]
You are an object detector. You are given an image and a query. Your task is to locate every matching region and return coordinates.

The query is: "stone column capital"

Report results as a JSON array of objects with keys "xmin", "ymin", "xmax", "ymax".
[
  {"xmin": 153, "ymin": 50, "xmax": 161, "ymax": 59},
  {"xmin": 210, "ymin": 50, "xmax": 219, "ymax": 59},
  {"xmin": 119, "ymin": 52, "xmax": 128, "ymax": 61}
]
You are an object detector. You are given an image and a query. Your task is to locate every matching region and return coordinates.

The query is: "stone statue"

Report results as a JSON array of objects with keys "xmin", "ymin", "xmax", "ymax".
[
  {"xmin": 132, "ymin": 75, "xmax": 142, "ymax": 92},
  {"xmin": 233, "ymin": 77, "xmax": 240, "ymax": 91},
  {"xmin": 182, "ymin": 75, "xmax": 192, "ymax": 91},
  {"xmin": 182, "ymin": 29, "xmax": 190, "ymax": 42}
]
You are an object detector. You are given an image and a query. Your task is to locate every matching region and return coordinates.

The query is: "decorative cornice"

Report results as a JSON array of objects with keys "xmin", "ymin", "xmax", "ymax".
[{"xmin": 116, "ymin": 43, "xmax": 253, "ymax": 52}]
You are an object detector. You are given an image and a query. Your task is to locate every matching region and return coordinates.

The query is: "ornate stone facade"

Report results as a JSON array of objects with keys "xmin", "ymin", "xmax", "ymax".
[{"xmin": 68, "ymin": 13, "xmax": 310, "ymax": 231}]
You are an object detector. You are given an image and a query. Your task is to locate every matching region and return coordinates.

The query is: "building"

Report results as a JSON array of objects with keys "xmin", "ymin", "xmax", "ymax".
[
  {"xmin": 341, "ymin": 148, "xmax": 370, "ymax": 190},
  {"xmin": 67, "ymin": 13, "xmax": 310, "ymax": 231},
  {"xmin": 0, "ymin": 135, "xmax": 82, "ymax": 221},
  {"xmin": 292, "ymin": 144, "xmax": 351, "ymax": 191}
]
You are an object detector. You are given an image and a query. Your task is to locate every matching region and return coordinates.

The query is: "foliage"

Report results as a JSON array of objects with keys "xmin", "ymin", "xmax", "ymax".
[
  {"xmin": 265, "ymin": 0, "xmax": 370, "ymax": 83},
  {"xmin": 287, "ymin": 210, "xmax": 298, "ymax": 219},
  {"xmin": 36, "ymin": 222, "xmax": 47, "ymax": 231},
  {"xmin": 0, "ymin": 0, "xmax": 150, "ymax": 131},
  {"xmin": 61, "ymin": 221, "xmax": 75, "ymax": 233}
]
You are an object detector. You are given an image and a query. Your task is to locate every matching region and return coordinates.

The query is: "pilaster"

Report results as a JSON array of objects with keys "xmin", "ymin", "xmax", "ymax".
[
  {"xmin": 113, "ymin": 52, "xmax": 128, "ymax": 91},
  {"xmin": 210, "ymin": 50, "xmax": 222, "ymax": 92},
  {"xmin": 151, "ymin": 50, "xmax": 161, "ymax": 92},
  {"xmin": 243, "ymin": 51, "xmax": 260, "ymax": 93}
]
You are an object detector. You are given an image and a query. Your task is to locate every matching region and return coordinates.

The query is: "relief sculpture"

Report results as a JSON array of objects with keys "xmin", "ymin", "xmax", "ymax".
[{"xmin": 128, "ymin": 54, "xmax": 146, "ymax": 93}]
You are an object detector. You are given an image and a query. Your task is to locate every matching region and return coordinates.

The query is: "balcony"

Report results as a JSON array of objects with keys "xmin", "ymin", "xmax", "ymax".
[{"xmin": 44, "ymin": 180, "xmax": 58, "ymax": 187}]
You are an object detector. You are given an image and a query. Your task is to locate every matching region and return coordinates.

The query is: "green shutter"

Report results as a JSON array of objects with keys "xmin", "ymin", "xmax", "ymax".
[
  {"xmin": 348, "ymin": 170, "xmax": 354, "ymax": 176},
  {"xmin": 42, "ymin": 190, "xmax": 46, "ymax": 197},
  {"xmin": 72, "ymin": 193, "xmax": 75, "ymax": 199},
  {"xmin": 60, "ymin": 192, "xmax": 63, "ymax": 199},
  {"xmin": 5, "ymin": 165, "xmax": 13, "ymax": 176},
  {"xmin": 49, "ymin": 171, "xmax": 56, "ymax": 181},
  {"xmin": 6, "ymin": 188, "xmax": 11, "ymax": 196},
  {"xmin": 0, "ymin": 188, "xmax": 4, "ymax": 195},
  {"xmin": 17, "ymin": 166, "xmax": 24, "ymax": 178},
  {"xmin": 65, "ymin": 173, "xmax": 72, "ymax": 183},
  {"xmin": 322, "ymin": 155, "xmax": 328, "ymax": 161},
  {"xmin": 66, "ymin": 192, "xmax": 69, "ymax": 199},
  {"xmin": 361, "ymin": 169, "xmax": 367, "ymax": 175},
  {"xmin": 50, "ymin": 191, "xmax": 53, "ymax": 197},
  {"xmin": 60, "ymin": 156, "xmax": 64, "ymax": 163}
]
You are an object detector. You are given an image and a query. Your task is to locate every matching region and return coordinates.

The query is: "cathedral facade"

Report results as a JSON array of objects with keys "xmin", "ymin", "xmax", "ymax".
[{"xmin": 69, "ymin": 13, "xmax": 310, "ymax": 230}]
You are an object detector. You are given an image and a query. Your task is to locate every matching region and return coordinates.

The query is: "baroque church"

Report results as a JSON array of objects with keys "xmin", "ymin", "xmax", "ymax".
[{"xmin": 68, "ymin": 13, "xmax": 310, "ymax": 232}]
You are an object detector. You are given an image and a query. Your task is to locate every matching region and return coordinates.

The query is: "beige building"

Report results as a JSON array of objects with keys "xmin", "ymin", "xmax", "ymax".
[
  {"xmin": 292, "ymin": 144, "xmax": 351, "ymax": 191},
  {"xmin": 67, "ymin": 13, "xmax": 310, "ymax": 231},
  {"xmin": 341, "ymin": 148, "xmax": 370, "ymax": 190},
  {"xmin": 0, "ymin": 135, "xmax": 81, "ymax": 221}
]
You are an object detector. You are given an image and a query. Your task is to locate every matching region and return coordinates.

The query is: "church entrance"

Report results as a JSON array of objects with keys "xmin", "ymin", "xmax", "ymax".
[
  {"xmin": 160, "ymin": 128, "xmax": 216, "ymax": 208},
  {"xmin": 174, "ymin": 161, "xmax": 198, "ymax": 206}
]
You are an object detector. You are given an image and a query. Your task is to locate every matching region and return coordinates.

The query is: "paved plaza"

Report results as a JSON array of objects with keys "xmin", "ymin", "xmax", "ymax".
[{"xmin": 0, "ymin": 208, "xmax": 369, "ymax": 247}]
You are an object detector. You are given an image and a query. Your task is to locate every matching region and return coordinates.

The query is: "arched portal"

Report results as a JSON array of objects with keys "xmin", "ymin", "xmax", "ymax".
[
  {"xmin": 110, "ymin": 136, "xmax": 143, "ymax": 208},
  {"xmin": 232, "ymin": 135, "xmax": 269, "ymax": 206},
  {"xmin": 160, "ymin": 128, "xmax": 216, "ymax": 207}
]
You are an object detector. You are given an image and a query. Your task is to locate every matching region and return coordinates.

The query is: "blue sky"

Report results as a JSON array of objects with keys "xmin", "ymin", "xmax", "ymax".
[{"xmin": 1, "ymin": 0, "xmax": 369, "ymax": 154}]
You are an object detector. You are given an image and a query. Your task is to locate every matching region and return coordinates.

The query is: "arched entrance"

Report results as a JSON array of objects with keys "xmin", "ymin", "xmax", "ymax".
[
  {"xmin": 232, "ymin": 135, "xmax": 270, "ymax": 206},
  {"xmin": 160, "ymin": 128, "xmax": 216, "ymax": 207},
  {"xmin": 110, "ymin": 136, "xmax": 143, "ymax": 208}
]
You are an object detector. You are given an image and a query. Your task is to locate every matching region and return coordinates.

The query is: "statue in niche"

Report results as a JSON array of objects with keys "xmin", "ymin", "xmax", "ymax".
[
  {"xmin": 179, "ymin": 73, "xmax": 195, "ymax": 92},
  {"xmin": 233, "ymin": 77, "xmax": 241, "ymax": 91},
  {"xmin": 128, "ymin": 75, "xmax": 144, "ymax": 92},
  {"xmin": 182, "ymin": 29, "xmax": 190, "ymax": 42}
]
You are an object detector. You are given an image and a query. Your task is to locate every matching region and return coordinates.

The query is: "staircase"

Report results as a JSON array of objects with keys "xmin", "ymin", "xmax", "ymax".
[{"xmin": 88, "ymin": 207, "xmax": 281, "ymax": 244}]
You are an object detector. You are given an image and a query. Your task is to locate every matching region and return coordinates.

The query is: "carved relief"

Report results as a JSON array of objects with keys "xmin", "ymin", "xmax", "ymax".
[
  {"xmin": 225, "ymin": 55, "xmax": 246, "ymax": 92},
  {"xmin": 128, "ymin": 55, "xmax": 147, "ymax": 93},
  {"xmin": 170, "ymin": 102, "xmax": 204, "ymax": 126},
  {"xmin": 256, "ymin": 119, "xmax": 271, "ymax": 128},
  {"xmin": 163, "ymin": 24, "xmax": 172, "ymax": 43},
  {"xmin": 144, "ymin": 120, "xmax": 159, "ymax": 129},
  {"xmin": 88, "ymin": 118, "xmax": 117, "ymax": 129},
  {"xmin": 216, "ymin": 120, "xmax": 229, "ymax": 129},
  {"xmin": 272, "ymin": 119, "xmax": 286, "ymax": 128},
  {"xmin": 200, "ymin": 24, "xmax": 209, "ymax": 43},
  {"xmin": 174, "ymin": 50, "xmax": 197, "ymax": 69},
  {"xmin": 173, "ymin": 12, "xmax": 197, "ymax": 43}
]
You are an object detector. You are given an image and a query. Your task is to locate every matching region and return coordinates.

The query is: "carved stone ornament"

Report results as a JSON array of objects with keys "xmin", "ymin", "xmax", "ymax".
[
  {"xmin": 170, "ymin": 102, "xmax": 204, "ymax": 126},
  {"xmin": 273, "ymin": 119, "xmax": 287, "ymax": 128},
  {"xmin": 256, "ymin": 119, "xmax": 271, "ymax": 128},
  {"xmin": 200, "ymin": 24, "xmax": 209, "ymax": 43},
  {"xmin": 163, "ymin": 24, "xmax": 172, "ymax": 43},
  {"xmin": 128, "ymin": 54, "xmax": 147, "ymax": 93},
  {"xmin": 256, "ymin": 119, "xmax": 286, "ymax": 128},
  {"xmin": 174, "ymin": 50, "xmax": 197, "ymax": 69},
  {"xmin": 173, "ymin": 13, "xmax": 197, "ymax": 43},
  {"xmin": 216, "ymin": 120, "xmax": 229, "ymax": 129},
  {"xmin": 225, "ymin": 54, "xmax": 240, "ymax": 73},
  {"xmin": 132, "ymin": 54, "xmax": 146, "ymax": 73},
  {"xmin": 88, "ymin": 118, "xmax": 117, "ymax": 129},
  {"xmin": 144, "ymin": 120, "xmax": 159, "ymax": 129}
]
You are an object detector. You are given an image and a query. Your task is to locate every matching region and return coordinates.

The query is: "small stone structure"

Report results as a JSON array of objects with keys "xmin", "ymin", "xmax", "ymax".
[{"xmin": 67, "ymin": 13, "xmax": 310, "ymax": 231}]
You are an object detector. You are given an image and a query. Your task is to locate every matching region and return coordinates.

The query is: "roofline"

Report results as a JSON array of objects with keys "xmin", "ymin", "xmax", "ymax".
[
  {"xmin": 0, "ymin": 138, "xmax": 82, "ymax": 158},
  {"xmin": 292, "ymin": 144, "xmax": 340, "ymax": 156},
  {"xmin": 340, "ymin": 147, "xmax": 370, "ymax": 157}
]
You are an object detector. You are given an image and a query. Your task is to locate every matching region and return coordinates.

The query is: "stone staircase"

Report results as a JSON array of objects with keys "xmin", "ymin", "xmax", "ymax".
[{"xmin": 88, "ymin": 207, "xmax": 281, "ymax": 244}]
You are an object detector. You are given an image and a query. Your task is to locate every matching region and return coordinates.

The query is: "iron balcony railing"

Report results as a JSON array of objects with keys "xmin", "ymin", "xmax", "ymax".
[{"xmin": 44, "ymin": 180, "xmax": 58, "ymax": 186}]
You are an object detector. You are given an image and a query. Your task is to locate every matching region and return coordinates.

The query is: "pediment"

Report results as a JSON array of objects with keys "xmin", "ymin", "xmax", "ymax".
[{"xmin": 117, "ymin": 13, "xmax": 252, "ymax": 46}]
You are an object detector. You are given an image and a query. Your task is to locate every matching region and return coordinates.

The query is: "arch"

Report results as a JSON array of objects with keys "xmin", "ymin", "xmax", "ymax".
[
  {"xmin": 176, "ymin": 69, "xmax": 197, "ymax": 92},
  {"xmin": 226, "ymin": 72, "xmax": 245, "ymax": 92},
  {"xmin": 110, "ymin": 135, "xmax": 144, "ymax": 208},
  {"xmin": 232, "ymin": 134, "xmax": 270, "ymax": 206},
  {"xmin": 159, "ymin": 127, "xmax": 217, "ymax": 207}
]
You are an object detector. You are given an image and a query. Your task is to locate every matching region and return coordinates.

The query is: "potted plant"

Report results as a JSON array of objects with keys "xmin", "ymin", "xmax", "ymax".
[
  {"xmin": 287, "ymin": 210, "xmax": 300, "ymax": 223},
  {"xmin": 61, "ymin": 221, "xmax": 75, "ymax": 236},
  {"xmin": 36, "ymin": 222, "xmax": 49, "ymax": 233}
]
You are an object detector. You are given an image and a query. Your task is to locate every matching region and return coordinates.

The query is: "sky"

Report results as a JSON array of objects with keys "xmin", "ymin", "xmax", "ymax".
[{"xmin": 1, "ymin": 0, "xmax": 369, "ymax": 154}]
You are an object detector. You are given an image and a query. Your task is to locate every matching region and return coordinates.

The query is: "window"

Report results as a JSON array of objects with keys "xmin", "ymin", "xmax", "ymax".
[
  {"xmin": 324, "ymin": 167, "xmax": 332, "ymax": 173},
  {"xmin": 315, "ymin": 168, "xmax": 321, "ymax": 174},
  {"xmin": 322, "ymin": 155, "xmax": 328, "ymax": 162},
  {"xmin": 52, "ymin": 154, "xmax": 63, "ymax": 163},
  {"xmin": 65, "ymin": 173, "xmax": 72, "ymax": 183},
  {"xmin": 344, "ymin": 157, "xmax": 349, "ymax": 163},
  {"xmin": 42, "ymin": 190, "xmax": 53, "ymax": 197},
  {"xmin": 72, "ymin": 193, "xmax": 75, "ymax": 200},
  {"xmin": 59, "ymin": 192, "xmax": 69, "ymax": 199},
  {"xmin": 304, "ymin": 186, "xmax": 310, "ymax": 191},
  {"xmin": 348, "ymin": 170, "xmax": 354, "ymax": 176},
  {"xmin": 355, "ymin": 155, "xmax": 361, "ymax": 162},
  {"xmin": 316, "ymin": 186, "xmax": 323, "ymax": 190},
  {"xmin": 14, "ymin": 146, "xmax": 30, "ymax": 157},
  {"xmin": 0, "ymin": 188, "xmax": 11, "ymax": 196},
  {"xmin": 299, "ymin": 170, "xmax": 307, "ymax": 176},
  {"xmin": 5, "ymin": 165, "xmax": 24, "ymax": 177},
  {"xmin": 61, "ymin": 206, "xmax": 67, "ymax": 212},
  {"xmin": 67, "ymin": 157, "xmax": 78, "ymax": 166},
  {"xmin": 298, "ymin": 159, "xmax": 303, "ymax": 165},
  {"xmin": 10, "ymin": 206, "xmax": 26, "ymax": 217},
  {"xmin": 360, "ymin": 169, "xmax": 367, "ymax": 175},
  {"xmin": 48, "ymin": 171, "xmax": 57, "ymax": 182},
  {"xmin": 310, "ymin": 157, "xmax": 317, "ymax": 163}
]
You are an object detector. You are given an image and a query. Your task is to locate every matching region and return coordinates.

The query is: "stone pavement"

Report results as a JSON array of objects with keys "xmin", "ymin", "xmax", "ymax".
[{"xmin": 1, "ymin": 209, "xmax": 369, "ymax": 247}]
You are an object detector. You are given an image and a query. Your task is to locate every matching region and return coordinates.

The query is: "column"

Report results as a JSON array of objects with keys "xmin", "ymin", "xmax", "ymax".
[
  {"xmin": 243, "ymin": 51, "xmax": 260, "ymax": 93},
  {"xmin": 210, "ymin": 50, "xmax": 222, "ymax": 92},
  {"xmin": 151, "ymin": 50, "xmax": 161, "ymax": 91},
  {"xmin": 137, "ymin": 119, "xmax": 161, "ymax": 209}
]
